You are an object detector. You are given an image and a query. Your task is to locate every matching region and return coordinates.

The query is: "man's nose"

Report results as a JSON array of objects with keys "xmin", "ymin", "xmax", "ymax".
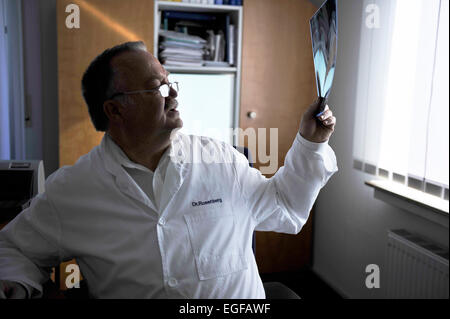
[{"xmin": 169, "ymin": 85, "xmax": 178, "ymax": 98}]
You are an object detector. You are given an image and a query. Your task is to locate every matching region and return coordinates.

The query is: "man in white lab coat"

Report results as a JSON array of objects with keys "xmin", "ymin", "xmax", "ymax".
[{"xmin": 0, "ymin": 41, "xmax": 337, "ymax": 298}]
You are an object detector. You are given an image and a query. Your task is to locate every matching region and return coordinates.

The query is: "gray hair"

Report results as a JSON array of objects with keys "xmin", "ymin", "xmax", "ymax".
[{"xmin": 81, "ymin": 41, "xmax": 147, "ymax": 132}]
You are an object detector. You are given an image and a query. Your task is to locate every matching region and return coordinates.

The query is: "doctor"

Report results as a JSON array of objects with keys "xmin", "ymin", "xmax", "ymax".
[{"xmin": 0, "ymin": 41, "xmax": 337, "ymax": 299}]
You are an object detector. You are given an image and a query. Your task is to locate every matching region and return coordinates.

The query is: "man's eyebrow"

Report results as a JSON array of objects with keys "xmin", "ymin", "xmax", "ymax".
[{"xmin": 147, "ymin": 71, "xmax": 170, "ymax": 84}]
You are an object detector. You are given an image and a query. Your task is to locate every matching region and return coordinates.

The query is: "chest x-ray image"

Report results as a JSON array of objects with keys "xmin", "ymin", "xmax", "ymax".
[{"xmin": 310, "ymin": 0, "xmax": 338, "ymax": 117}]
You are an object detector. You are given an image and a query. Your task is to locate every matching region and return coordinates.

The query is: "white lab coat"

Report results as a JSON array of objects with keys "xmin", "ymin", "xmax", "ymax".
[{"xmin": 0, "ymin": 132, "xmax": 337, "ymax": 298}]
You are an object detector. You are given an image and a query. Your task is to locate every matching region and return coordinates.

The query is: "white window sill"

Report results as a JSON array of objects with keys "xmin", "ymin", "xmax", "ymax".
[{"xmin": 366, "ymin": 179, "xmax": 449, "ymax": 228}]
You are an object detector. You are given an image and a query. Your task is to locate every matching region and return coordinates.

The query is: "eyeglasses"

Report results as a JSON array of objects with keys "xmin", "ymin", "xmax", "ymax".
[{"xmin": 109, "ymin": 82, "xmax": 179, "ymax": 100}]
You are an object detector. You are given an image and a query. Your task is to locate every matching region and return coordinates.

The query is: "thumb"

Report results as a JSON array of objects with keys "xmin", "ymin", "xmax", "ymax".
[{"xmin": 305, "ymin": 97, "xmax": 327, "ymax": 118}]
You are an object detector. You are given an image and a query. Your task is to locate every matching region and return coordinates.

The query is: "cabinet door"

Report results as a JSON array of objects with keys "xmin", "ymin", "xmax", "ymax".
[{"xmin": 240, "ymin": 0, "xmax": 318, "ymax": 273}]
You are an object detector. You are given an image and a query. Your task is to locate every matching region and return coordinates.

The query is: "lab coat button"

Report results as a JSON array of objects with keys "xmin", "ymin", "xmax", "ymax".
[
  {"xmin": 158, "ymin": 217, "xmax": 166, "ymax": 226},
  {"xmin": 168, "ymin": 278, "xmax": 178, "ymax": 287}
]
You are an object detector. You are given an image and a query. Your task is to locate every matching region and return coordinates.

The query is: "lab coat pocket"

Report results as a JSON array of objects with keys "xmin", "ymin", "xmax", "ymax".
[{"xmin": 184, "ymin": 209, "xmax": 247, "ymax": 281}]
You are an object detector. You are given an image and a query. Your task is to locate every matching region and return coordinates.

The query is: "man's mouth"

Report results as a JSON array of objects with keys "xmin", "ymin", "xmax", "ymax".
[
  {"xmin": 166, "ymin": 101, "xmax": 179, "ymax": 113},
  {"xmin": 165, "ymin": 100, "xmax": 178, "ymax": 112}
]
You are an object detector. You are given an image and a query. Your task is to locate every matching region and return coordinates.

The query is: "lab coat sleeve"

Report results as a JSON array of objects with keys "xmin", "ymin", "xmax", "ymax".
[
  {"xmin": 232, "ymin": 132, "xmax": 338, "ymax": 234},
  {"xmin": 0, "ymin": 191, "xmax": 64, "ymax": 298}
]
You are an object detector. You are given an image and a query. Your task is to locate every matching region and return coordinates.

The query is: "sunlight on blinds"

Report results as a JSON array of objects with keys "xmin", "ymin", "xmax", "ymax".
[
  {"xmin": 353, "ymin": 0, "xmax": 449, "ymax": 198},
  {"xmin": 425, "ymin": 0, "xmax": 449, "ymax": 186},
  {"xmin": 379, "ymin": 0, "xmax": 422, "ymax": 176}
]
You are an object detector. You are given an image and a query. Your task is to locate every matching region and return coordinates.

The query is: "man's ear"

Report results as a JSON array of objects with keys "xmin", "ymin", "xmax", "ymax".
[{"xmin": 103, "ymin": 99, "xmax": 125, "ymax": 124}]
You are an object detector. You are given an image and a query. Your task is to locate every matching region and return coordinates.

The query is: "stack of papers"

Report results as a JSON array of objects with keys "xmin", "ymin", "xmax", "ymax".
[{"xmin": 159, "ymin": 30, "xmax": 207, "ymax": 67}]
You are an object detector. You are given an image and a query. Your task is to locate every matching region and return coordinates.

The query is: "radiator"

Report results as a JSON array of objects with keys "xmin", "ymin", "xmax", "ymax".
[{"xmin": 386, "ymin": 229, "xmax": 449, "ymax": 299}]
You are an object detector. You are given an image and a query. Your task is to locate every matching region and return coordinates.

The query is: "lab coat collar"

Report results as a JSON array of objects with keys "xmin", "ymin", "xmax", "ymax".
[
  {"xmin": 104, "ymin": 133, "xmax": 156, "ymax": 173},
  {"xmin": 99, "ymin": 132, "xmax": 189, "ymax": 213}
]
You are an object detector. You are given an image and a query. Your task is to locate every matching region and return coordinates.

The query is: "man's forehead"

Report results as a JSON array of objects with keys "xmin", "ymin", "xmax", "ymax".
[{"xmin": 111, "ymin": 50, "xmax": 167, "ymax": 85}]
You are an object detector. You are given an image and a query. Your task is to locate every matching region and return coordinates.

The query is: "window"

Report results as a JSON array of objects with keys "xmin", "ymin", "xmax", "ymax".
[
  {"xmin": 0, "ymin": 0, "xmax": 10, "ymax": 159},
  {"xmin": 0, "ymin": 0, "xmax": 25, "ymax": 160},
  {"xmin": 354, "ymin": 0, "xmax": 449, "ymax": 199}
]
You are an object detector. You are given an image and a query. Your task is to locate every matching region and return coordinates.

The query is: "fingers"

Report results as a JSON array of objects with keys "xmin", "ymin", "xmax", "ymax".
[
  {"xmin": 318, "ymin": 107, "xmax": 332, "ymax": 121},
  {"xmin": 323, "ymin": 116, "xmax": 336, "ymax": 128},
  {"xmin": 317, "ymin": 107, "xmax": 336, "ymax": 127},
  {"xmin": 315, "ymin": 102, "xmax": 330, "ymax": 118}
]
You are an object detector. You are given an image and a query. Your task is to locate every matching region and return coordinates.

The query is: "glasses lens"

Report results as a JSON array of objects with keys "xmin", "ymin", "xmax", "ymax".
[{"xmin": 159, "ymin": 84, "xmax": 170, "ymax": 97}]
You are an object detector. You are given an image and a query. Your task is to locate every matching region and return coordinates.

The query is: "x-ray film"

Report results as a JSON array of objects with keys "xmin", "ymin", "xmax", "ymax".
[{"xmin": 310, "ymin": 0, "xmax": 338, "ymax": 117}]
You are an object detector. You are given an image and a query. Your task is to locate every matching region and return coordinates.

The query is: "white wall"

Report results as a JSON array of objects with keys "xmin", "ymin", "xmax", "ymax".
[
  {"xmin": 23, "ymin": 0, "xmax": 43, "ymax": 161},
  {"xmin": 312, "ymin": 0, "xmax": 449, "ymax": 298},
  {"xmin": 21, "ymin": 0, "xmax": 58, "ymax": 177},
  {"xmin": 38, "ymin": 0, "xmax": 59, "ymax": 177}
]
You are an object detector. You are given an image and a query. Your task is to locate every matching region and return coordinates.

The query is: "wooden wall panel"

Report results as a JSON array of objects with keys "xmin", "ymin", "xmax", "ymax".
[
  {"xmin": 57, "ymin": 0, "xmax": 154, "ymax": 167},
  {"xmin": 240, "ymin": 0, "xmax": 318, "ymax": 273},
  {"xmin": 56, "ymin": 0, "xmax": 154, "ymax": 289}
]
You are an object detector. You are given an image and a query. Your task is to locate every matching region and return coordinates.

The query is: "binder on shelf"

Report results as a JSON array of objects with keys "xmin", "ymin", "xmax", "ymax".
[
  {"xmin": 213, "ymin": 31, "xmax": 225, "ymax": 62},
  {"xmin": 224, "ymin": 14, "xmax": 231, "ymax": 64},
  {"xmin": 163, "ymin": 10, "xmax": 217, "ymax": 22},
  {"xmin": 227, "ymin": 24, "xmax": 235, "ymax": 66}
]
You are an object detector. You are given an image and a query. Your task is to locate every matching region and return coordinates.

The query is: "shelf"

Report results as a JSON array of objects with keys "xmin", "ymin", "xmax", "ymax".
[
  {"xmin": 164, "ymin": 66, "xmax": 237, "ymax": 74},
  {"xmin": 157, "ymin": 1, "xmax": 242, "ymax": 13},
  {"xmin": 154, "ymin": 0, "xmax": 243, "ymax": 143}
]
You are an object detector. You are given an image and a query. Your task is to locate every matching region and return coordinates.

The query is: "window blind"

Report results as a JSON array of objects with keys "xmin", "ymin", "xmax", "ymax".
[{"xmin": 353, "ymin": 0, "xmax": 449, "ymax": 198}]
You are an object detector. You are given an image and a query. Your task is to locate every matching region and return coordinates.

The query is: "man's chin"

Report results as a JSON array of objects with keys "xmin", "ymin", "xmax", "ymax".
[
  {"xmin": 173, "ymin": 118, "xmax": 183, "ymax": 130},
  {"xmin": 167, "ymin": 119, "xmax": 183, "ymax": 133},
  {"xmin": 169, "ymin": 124, "xmax": 184, "ymax": 141}
]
